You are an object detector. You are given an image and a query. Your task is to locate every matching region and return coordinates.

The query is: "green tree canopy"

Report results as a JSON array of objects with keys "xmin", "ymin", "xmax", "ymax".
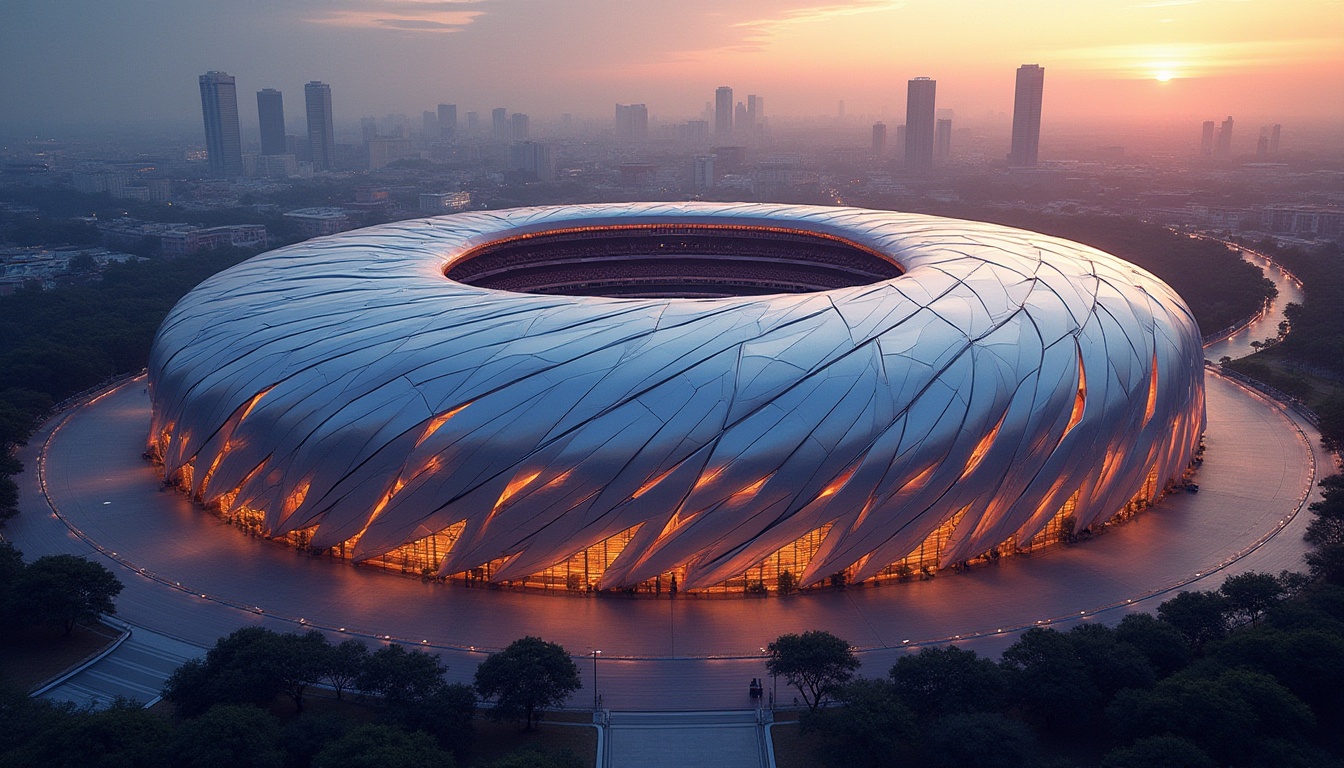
[
  {"xmin": 888, "ymin": 645, "xmax": 1006, "ymax": 717},
  {"xmin": 15, "ymin": 554, "xmax": 122, "ymax": 636},
  {"xmin": 172, "ymin": 704, "xmax": 284, "ymax": 768},
  {"xmin": 162, "ymin": 627, "xmax": 329, "ymax": 716},
  {"xmin": 1157, "ymin": 590, "xmax": 1229, "ymax": 649},
  {"xmin": 799, "ymin": 678, "xmax": 918, "ymax": 768},
  {"xmin": 474, "ymin": 636, "xmax": 581, "ymax": 731},
  {"xmin": 766, "ymin": 630, "xmax": 860, "ymax": 711},
  {"xmin": 312, "ymin": 723, "xmax": 454, "ymax": 768}
]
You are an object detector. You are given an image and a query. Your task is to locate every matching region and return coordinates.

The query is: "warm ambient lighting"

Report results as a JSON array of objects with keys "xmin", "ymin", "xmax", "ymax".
[
  {"xmin": 147, "ymin": 203, "xmax": 1206, "ymax": 596},
  {"xmin": 1155, "ymin": 70, "xmax": 1175, "ymax": 83}
]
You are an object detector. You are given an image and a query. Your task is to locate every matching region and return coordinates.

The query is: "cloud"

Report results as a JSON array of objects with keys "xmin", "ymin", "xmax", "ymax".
[{"xmin": 306, "ymin": 0, "xmax": 485, "ymax": 33}]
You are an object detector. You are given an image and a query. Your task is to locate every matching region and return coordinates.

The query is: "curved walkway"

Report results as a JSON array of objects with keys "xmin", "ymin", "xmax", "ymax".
[{"xmin": 6, "ymin": 370, "xmax": 1328, "ymax": 711}]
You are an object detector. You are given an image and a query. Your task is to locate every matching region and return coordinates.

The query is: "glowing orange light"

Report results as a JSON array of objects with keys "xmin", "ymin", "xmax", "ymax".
[
  {"xmin": 1063, "ymin": 349, "xmax": 1087, "ymax": 438},
  {"xmin": 961, "ymin": 412, "xmax": 1007, "ymax": 479},
  {"xmin": 1143, "ymin": 353, "xmax": 1159, "ymax": 427},
  {"xmin": 415, "ymin": 402, "xmax": 470, "ymax": 448}
]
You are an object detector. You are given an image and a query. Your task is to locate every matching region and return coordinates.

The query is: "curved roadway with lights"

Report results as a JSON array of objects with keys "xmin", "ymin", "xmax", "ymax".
[{"xmin": 8, "ymin": 365, "xmax": 1327, "ymax": 710}]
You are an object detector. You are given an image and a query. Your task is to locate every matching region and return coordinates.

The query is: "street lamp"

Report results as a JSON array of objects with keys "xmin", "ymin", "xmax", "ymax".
[
  {"xmin": 592, "ymin": 649, "xmax": 601, "ymax": 710},
  {"xmin": 761, "ymin": 646, "xmax": 777, "ymax": 711}
]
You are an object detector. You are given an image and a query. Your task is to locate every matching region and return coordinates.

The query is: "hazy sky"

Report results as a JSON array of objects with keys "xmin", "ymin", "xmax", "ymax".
[{"xmin": 3, "ymin": 0, "xmax": 1341, "ymax": 134}]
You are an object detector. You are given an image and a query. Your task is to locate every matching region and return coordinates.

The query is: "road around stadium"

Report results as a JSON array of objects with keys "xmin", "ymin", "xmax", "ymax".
[{"xmin": 7, "ymin": 366, "xmax": 1327, "ymax": 713}]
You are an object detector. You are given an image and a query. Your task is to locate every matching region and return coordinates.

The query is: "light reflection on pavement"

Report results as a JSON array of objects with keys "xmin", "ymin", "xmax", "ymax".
[{"xmin": 9, "ymin": 371, "xmax": 1326, "ymax": 711}]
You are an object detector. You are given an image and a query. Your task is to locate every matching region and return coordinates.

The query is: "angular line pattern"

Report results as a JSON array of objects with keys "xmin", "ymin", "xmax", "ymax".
[{"xmin": 147, "ymin": 203, "xmax": 1205, "ymax": 591}]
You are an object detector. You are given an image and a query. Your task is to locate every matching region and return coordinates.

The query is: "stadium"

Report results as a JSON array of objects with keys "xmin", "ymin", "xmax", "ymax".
[{"xmin": 146, "ymin": 202, "xmax": 1206, "ymax": 594}]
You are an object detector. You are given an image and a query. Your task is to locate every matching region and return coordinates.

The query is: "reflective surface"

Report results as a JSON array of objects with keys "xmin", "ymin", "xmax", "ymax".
[{"xmin": 148, "ymin": 203, "xmax": 1206, "ymax": 591}]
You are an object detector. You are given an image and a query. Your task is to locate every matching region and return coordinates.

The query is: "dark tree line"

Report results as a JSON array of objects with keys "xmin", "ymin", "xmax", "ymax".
[
  {"xmin": 3, "ymin": 628, "xmax": 586, "ymax": 768},
  {"xmin": 790, "ymin": 472, "xmax": 1344, "ymax": 768},
  {"xmin": 0, "ymin": 247, "xmax": 256, "ymax": 529},
  {"xmin": 0, "ymin": 542, "xmax": 123, "ymax": 638}
]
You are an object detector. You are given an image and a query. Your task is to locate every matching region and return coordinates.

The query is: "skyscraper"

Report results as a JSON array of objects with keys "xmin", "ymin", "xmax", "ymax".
[
  {"xmin": 199, "ymin": 71, "xmax": 243, "ymax": 178},
  {"xmin": 422, "ymin": 111, "xmax": 438, "ymax": 138},
  {"xmin": 905, "ymin": 77, "xmax": 936, "ymax": 171},
  {"xmin": 492, "ymin": 108, "xmax": 508, "ymax": 140},
  {"xmin": 511, "ymin": 112, "xmax": 530, "ymax": 141},
  {"xmin": 872, "ymin": 122, "xmax": 887, "ymax": 156},
  {"xmin": 715, "ymin": 86, "xmax": 733, "ymax": 137},
  {"xmin": 746, "ymin": 94, "xmax": 762, "ymax": 130},
  {"xmin": 257, "ymin": 88, "xmax": 286, "ymax": 157},
  {"xmin": 1008, "ymin": 64, "xmax": 1044, "ymax": 168},
  {"xmin": 936, "ymin": 118, "xmax": 952, "ymax": 160},
  {"xmin": 1215, "ymin": 116, "xmax": 1234, "ymax": 158},
  {"xmin": 438, "ymin": 104, "xmax": 457, "ymax": 140},
  {"xmin": 615, "ymin": 104, "xmax": 648, "ymax": 141},
  {"xmin": 304, "ymin": 81, "xmax": 335, "ymax": 172},
  {"xmin": 1201, "ymin": 120, "xmax": 1216, "ymax": 156}
]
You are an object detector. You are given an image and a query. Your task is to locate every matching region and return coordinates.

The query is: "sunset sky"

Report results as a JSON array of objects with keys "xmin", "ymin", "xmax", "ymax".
[{"xmin": 3, "ymin": 0, "xmax": 1341, "ymax": 132}]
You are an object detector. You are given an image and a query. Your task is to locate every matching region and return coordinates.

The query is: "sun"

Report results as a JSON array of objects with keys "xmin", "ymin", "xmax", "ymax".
[{"xmin": 1155, "ymin": 70, "xmax": 1175, "ymax": 83}]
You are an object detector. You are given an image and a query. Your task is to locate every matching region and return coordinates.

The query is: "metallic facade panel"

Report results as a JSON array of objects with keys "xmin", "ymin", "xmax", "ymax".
[{"xmin": 148, "ymin": 203, "xmax": 1205, "ymax": 590}]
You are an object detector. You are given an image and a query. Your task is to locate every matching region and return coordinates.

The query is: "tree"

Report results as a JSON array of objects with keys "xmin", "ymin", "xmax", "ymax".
[
  {"xmin": 14, "ymin": 700, "xmax": 173, "ymax": 768},
  {"xmin": 161, "ymin": 628, "xmax": 329, "ymax": 716},
  {"xmin": 0, "ymin": 477, "xmax": 19, "ymax": 525},
  {"xmin": 16, "ymin": 554, "xmax": 122, "ymax": 635},
  {"xmin": 888, "ymin": 645, "xmax": 1006, "ymax": 717},
  {"xmin": 1157, "ymin": 590, "xmax": 1229, "ymax": 649},
  {"xmin": 474, "ymin": 636, "xmax": 581, "ymax": 731},
  {"xmin": 356, "ymin": 643, "xmax": 449, "ymax": 706},
  {"xmin": 1113, "ymin": 613, "xmax": 1192, "ymax": 677},
  {"xmin": 1304, "ymin": 474, "xmax": 1344, "ymax": 549},
  {"xmin": 799, "ymin": 678, "xmax": 918, "ymax": 768},
  {"xmin": 312, "ymin": 724, "xmax": 454, "ymax": 768},
  {"xmin": 487, "ymin": 749, "xmax": 585, "ymax": 768},
  {"xmin": 173, "ymin": 704, "xmax": 284, "ymax": 768},
  {"xmin": 1000, "ymin": 627, "xmax": 1103, "ymax": 732},
  {"xmin": 322, "ymin": 639, "xmax": 370, "ymax": 701},
  {"xmin": 1220, "ymin": 572, "xmax": 1284, "ymax": 627},
  {"xmin": 1107, "ymin": 669, "xmax": 1314, "ymax": 765},
  {"xmin": 1100, "ymin": 736, "xmax": 1215, "ymax": 768},
  {"xmin": 925, "ymin": 712, "xmax": 1037, "ymax": 768},
  {"xmin": 357, "ymin": 644, "xmax": 474, "ymax": 749},
  {"xmin": 765, "ymin": 630, "xmax": 859, "ymax": 711}
]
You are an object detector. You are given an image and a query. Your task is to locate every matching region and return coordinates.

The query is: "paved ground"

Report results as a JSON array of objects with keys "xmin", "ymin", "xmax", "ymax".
[
  {"xmin": 1202, "ymin": 246, "xmax": 1303, "ymax": 363},
  {"xmin": 6, "ymin": 369, "xmax": 1329, "ymax": 712},
  {"xmin": 605, "ymin": 711, "xmax": 766, "ymax": 768},
  {"xmin": 38, "ymin": 627, "xmax": 201, "ymax": 709}
]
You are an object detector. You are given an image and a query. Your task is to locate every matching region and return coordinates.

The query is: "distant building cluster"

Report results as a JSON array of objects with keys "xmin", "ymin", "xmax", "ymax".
[
  {"xmin": 0, "ymin": 245, "xmax": 137, "ymax": 293},
  {"xmin": 99, "ymin": 219, "xmax": 268, "ymax": 257}
]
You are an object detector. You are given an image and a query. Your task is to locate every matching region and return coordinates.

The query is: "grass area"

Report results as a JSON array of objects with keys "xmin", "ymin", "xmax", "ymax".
[
  {"xmin": 1224, "ymin": 351, "xmax": 1343, "ymax": 410},
  {"xmin": 769, "ymin": 719, "xmax": 812, "ymax": 768},
  {"xmin": 0, "ymin": 622, "xmax": 122, "ymax": 692}
]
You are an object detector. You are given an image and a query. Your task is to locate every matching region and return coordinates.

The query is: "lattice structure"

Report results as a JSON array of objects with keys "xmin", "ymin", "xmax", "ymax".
[{"xmin": 148, "ymin": 203, "xmax": 1206, "ymax": 593}]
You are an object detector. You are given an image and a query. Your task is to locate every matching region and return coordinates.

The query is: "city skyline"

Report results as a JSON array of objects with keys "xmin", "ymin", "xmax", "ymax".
[{"xmin": 3, "ymin": 0, "xmax": 1340, "ymax": 135}]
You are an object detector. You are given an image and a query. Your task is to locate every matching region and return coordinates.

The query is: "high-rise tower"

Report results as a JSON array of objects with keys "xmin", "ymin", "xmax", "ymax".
[
  {"xmin": 438, "ymin": 104, "xmax": 457, "ymax": 140},
  {"xmin": 1008, "ymin": 64, "xmax": 1044, "ymax": 167},
  {"xmin": 872, "ymin": 122, "xmax": 887, "ymax": 156},
  {"xmin": 935, "ymin": 118, "xmax": 952, "ymax": 160},
  {"xmin": 1215, "ymin": 116, "xmax": 1234, "ymax": 157},
  {"xmin": 304, "ymin": 81, "xmax": 335, "ymax": 171},
  {"xmin": 1200, "ymin": 120, "xmax": 1216, "ymax": 156},
  {"xmin": 715, "ymin": 86, "xmax": 733, "ymax": 137},
  {"xmin": 905, "ymin": 77, "xmax": 936, "ymax": 171},
  {"xmin": 257, "ymin": 88, "xmax": 286, "ymax": 156},
  {"xmin": 199, "ymin": 71, "xmax": 244, "ymax": 178}
]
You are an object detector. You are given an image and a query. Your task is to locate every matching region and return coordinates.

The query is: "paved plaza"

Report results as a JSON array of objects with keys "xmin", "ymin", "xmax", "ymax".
[{"xmin": 7, "ymin": 369, "xmax": 1329, "ymax": 714}]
